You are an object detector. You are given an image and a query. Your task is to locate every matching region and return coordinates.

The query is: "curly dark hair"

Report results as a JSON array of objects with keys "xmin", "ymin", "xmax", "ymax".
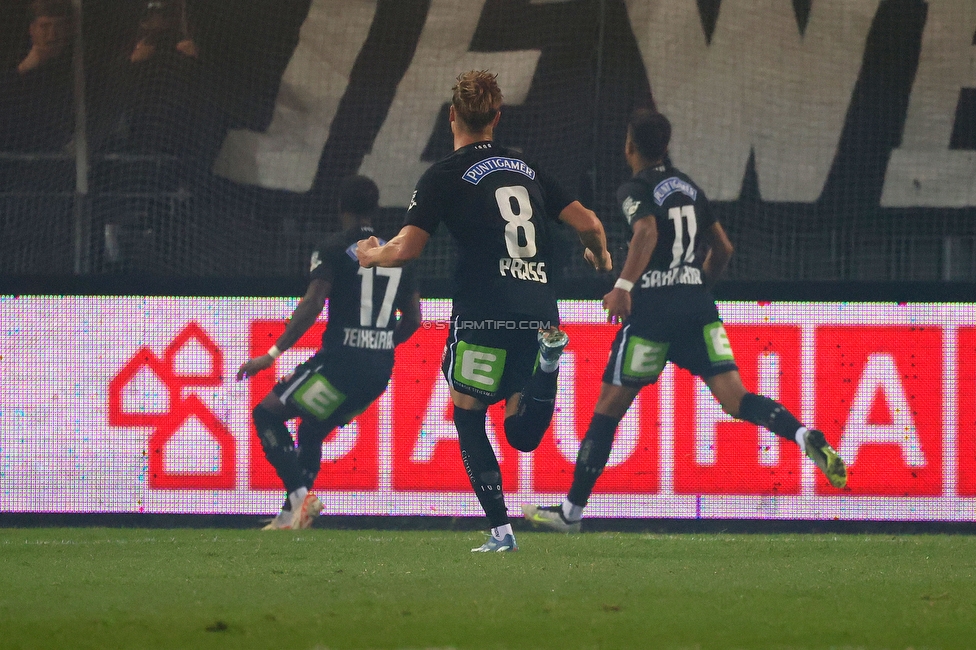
[
  {"xmin": 628, "ymin": 109, "xmax": 671, "ymax": 162},
  {"xmin": 339, "ymin": 175, "xmax": 379, "ymax": 217}
]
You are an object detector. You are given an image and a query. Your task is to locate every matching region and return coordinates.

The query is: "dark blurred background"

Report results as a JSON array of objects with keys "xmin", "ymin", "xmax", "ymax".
[{"xmin": 0, "ymin": 0, "xmax": 973, "ymax": 298}]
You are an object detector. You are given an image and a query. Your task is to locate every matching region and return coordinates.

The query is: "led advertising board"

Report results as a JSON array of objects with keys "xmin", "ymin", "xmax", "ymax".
[{"xmin": 1, "ymin": 296, "xmax": 972, "ymax": 521}]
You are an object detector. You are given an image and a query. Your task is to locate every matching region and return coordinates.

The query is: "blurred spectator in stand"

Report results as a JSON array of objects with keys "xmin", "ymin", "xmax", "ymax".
[
  {"xmin": 0, "ymin": 0, "xmax": 74, "ymax": 152},
  {"xmin": 122, "ymin": 0, "xmax": 201, "ymax": 157},
  {"xmin": 100, "ymin": 0, "xmax": 234, "ymax": 271}
]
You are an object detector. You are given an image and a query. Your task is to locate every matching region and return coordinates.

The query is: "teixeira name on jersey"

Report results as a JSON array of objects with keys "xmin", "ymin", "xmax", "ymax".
[
  {"xmin": 342, "ymin": 327, "xmax": 395, "ymax": 350},
  {"xmin": 499, "ymin": 257, "xmax": 548, "ymax": 284}
]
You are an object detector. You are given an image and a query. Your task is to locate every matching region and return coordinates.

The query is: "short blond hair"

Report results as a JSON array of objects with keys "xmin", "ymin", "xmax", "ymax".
[{"xmin": 452, "ymin": 70, "xmax": 502, "ymax": 132}]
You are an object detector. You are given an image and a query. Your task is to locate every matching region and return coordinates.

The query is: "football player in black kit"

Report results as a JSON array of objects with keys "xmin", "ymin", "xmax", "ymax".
[
  {"xmin": 237, "ymin": 175, "xmax": 421, "ymax": 530},
  {"xmin": 357, "ymin": 71, "xmax": 612, "ymax": 552},
  {"xmin": 524, "ymin": 109, "xmax": 847, "ymax": 532}
]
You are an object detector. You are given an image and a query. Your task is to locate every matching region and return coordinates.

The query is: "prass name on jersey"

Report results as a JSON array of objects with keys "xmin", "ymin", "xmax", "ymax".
[{"xmin": 499, "ymin": 257, "xmax": 548, "ymax": 284}]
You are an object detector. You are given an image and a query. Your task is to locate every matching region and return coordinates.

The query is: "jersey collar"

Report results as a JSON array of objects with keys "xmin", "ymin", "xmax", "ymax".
[{"xmin": 458, "ymin": 140, "xmax": 494, "ymax": 154}]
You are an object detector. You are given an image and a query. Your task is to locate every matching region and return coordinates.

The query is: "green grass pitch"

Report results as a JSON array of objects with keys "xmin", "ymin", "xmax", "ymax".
[{"xmin": 1, "ymin": 527, "xmax": 974, "ymax": 649}]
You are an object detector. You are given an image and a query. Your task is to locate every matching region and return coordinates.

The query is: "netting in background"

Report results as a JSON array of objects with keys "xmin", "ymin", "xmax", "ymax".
[
  {"xmin": 0, "ymin": 0, "xmax": 76, "ymax": 274},
  {"xmin": 1, "ymin": 0, "xmax": 975, "ymax": 287}
]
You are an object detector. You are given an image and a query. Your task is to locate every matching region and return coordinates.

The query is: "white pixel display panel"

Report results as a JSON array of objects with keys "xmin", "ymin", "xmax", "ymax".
[{"xmin": 1, "ymin": 296, "xmax": 974, "ymax": 521}]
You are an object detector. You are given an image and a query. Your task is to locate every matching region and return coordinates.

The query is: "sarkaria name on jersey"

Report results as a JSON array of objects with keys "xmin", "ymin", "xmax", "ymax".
[
  {"xmin": 640, "ymin": 265, "xmax": 702, "ymax": 288},
  {"xmin": 342, "ymin": 327, "xmax": 395, "ymax": 350},
  {"xmin": 499, "ymin": 258, "xmax": 548, "ymax": 283}
]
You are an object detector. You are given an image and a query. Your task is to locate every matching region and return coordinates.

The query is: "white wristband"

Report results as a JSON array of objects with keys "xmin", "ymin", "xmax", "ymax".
[
  {"xmin": 613, "ymin": 278, "xmax": 635, "ymax": 292},
  {"xmin": 267, "ymin": 345, "xmax": 282, "ymax": 359}
]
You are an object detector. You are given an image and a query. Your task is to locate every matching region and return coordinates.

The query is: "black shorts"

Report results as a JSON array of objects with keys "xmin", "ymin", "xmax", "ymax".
[
  {"xmin": 602, "ymin": 288, "xmax": 738, "ymax": 388},
  {"xmin": 273, "ymin": 350, "xmax": 392, "ymax": 427},
  {"xmin": 441, "ymin": 314, "xmax": 547, "ymax": 405}
]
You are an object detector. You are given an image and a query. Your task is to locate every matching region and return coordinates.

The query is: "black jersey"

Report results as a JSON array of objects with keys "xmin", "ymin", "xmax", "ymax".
[
  {"xmin": 616, "ymin": 164, "xmax": 717, "ymax": 292},
  {"xmin": 309, "ymin": 225, "xmax": 416, "ymax": 357},
  {"xmin": 404, "ymin": 141, "xmax": 573, "ymax": 322}
]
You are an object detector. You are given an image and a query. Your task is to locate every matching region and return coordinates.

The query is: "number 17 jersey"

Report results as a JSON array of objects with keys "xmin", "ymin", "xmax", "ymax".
[
  {"xmin": 310, "ymin": 225, "xmax": 416, "ymax": 361},
  {"xmin": 404, "ymin": 141, "xmax": 573, "ymax": 322}
]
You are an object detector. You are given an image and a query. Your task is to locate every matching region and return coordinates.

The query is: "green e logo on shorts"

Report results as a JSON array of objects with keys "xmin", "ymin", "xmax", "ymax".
[
  {"xmin": 454, "ymin": 342, "xmax": 507, "ymax": 392},
  {"xmin": 624, "ymin": 335, "xmax": 668, "ymax": 379},
  {"xmin": 704, "ymin": 321, "xmax": 735, "ymax": 362},
  {"xmin": 292, "ymin": 374, "xmax": 347, "ymax": 420}
]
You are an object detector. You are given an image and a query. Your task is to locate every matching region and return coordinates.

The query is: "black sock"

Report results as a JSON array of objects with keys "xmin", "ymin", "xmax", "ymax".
[
  {"xmin": 504, "ymin": 367, "xmax": 559, "ymax": 452},
  {"xmin": 739, "ymin": 393, "xmax": 803, "ymax": 441},
  {"xmin": 567, "ymin": 412, "xmax": 619, "ymax": 507},
  {"xmin": 252, "ymin": 405, "xmax": 304, "ymax": 494},
  {"xmin": 296, "ymin": 442, "xmax": 322, "ymax": 490},
  {"xmin": 296, "ymin": 421, "xmax": 329, "ymax": 489},
  {"xmin": 454, "ymin": 406, "xmax": 509, "ymax": 528}
]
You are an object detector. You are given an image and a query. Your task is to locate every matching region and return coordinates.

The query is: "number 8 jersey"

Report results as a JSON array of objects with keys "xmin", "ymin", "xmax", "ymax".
[
  {"xmin": 617, "ymin": 163, "xmax": 718, "ymax": 292},
  {"xmin": 404, "ymin": 140, "xmax": 574, "ymax": 322}
]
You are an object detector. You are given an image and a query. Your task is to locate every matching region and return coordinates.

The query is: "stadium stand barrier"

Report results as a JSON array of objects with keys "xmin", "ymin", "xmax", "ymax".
[{"xmin": 1, "ymin": 0, "xmax": 975, "ymax": 294}]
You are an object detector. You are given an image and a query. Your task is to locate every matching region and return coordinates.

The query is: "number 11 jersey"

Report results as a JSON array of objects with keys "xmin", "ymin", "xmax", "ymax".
[
  {"xmin": 404, "ymin": 140, "xmax": 573, "ymax": 322},
  {"xmin": 617, "ymin": 163, "xmax": 717, "ymax": 292}
]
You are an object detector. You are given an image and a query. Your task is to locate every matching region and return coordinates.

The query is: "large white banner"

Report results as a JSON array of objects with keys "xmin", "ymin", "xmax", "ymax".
[
  {"xmin": 210, "ymin": 0, "xmax": 976, "ymax": 207},
  {"xmin": 2, "ymin": 296, "xmax": 975, "ymax": 521}
]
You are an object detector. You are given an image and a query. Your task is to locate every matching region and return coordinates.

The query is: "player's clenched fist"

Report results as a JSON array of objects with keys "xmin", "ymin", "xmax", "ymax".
[
  {"xmin": 602, "ymin": 286, "xmax": 631, "ymax": 324},
  {"xmin": 236, "ymin": 355, "xmax": 273, "ymax": 381},
  {"xmin": 355, "ymin": 236, "xmax": 381, "ymax": 267},
  {"xmin": 584, "ymin": 248, "xmax": 612, "ymax": 272}
]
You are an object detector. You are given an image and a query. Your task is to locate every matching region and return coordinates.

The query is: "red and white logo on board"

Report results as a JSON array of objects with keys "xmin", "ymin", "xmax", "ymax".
[
  {"xmin": 108, "ymin": 322, "xmax": 236, "ymax": 489},
  {"xmin": 673, "ymin": 325, "xmax": 803, "ymax": 495},
  {"xmin": 816, "ymin": 326, "xmax": 943, "ymax": 496}
]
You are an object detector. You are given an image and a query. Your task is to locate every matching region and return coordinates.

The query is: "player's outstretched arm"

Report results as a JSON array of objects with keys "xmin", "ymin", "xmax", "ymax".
[
  {"xmin": 558, "ymin": 201, "xmax": 612, "ymax": 272},
  {"xmin": 357, "ymin": 225, "xmax": 430, "ymax": 268},
  {"xmin": 702, "ymin": 222, "xmax": 733, "ymax": 290},
  {"xmin": 393, "ymin": 290, "xmax": 423, "ymax": 346},
  {"xmin": 603, "ymin": 216, "xmax": 657, "ymax": 324},
  {"xmin": 236, "ymin": 278, "xmax": 330, "ymax": 381}
]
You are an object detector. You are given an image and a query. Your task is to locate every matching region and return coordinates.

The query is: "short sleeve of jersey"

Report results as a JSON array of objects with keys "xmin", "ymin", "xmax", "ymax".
[
  {"xmin": 535, "ymin": 166, "xmax": 575, "ymax": 221},
  {"xmin": 403, "ymin": 166, "xmax": 449, "ymax": 234},
  {"xmin": 617, "ymin": 179, "xmax": 657, "ymax": 227},
  {"xmin": 695, "ymin": 188, "xmax": 718, "ymax": 231},
  {"xmin": 308, "ymin": 235, "xmax": 342, "ymax": 282}
]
